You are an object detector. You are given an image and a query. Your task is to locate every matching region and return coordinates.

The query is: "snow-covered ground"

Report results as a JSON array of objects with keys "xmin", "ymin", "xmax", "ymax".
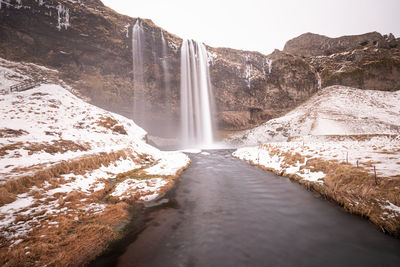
[
  {"xmin": 232, "ymin": 85, "xmax": 400, "ymax": 234},
  {"xmin": 233, "ymin": 136, "xmax": 400, "ymax": 225},
  {"xmin": 229, "ymin": 86, "xmax": 400, "ymax": 145},
  {"xmin": 234, "ymin": 135, "xmax": 400, "ymax": 182},
  {"xmin": 0, "ymin": 57, "xmax": 190, "ymax": 250}
]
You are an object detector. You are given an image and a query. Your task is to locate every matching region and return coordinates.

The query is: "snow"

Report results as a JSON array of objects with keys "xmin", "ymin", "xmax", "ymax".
[
  {"xmin": 0, "ymin": 83, "xmax": 151, "ymax": 180},
  {"xmin": 232, "ymin": 85, "xmax": 400, "ymax": 185},
  {"xmin": 145, "ymin": 151, "xmax": 190, "ymax": 176},
  {"xmin": 56, "ymin": 3, "xmax": 70, "ymax": 31},
  {"xmin": 0, "ymin": 65, "xmax": 29, "ymax": 92},
  {"xmin": 234, "ymin": 146, "xmax": 324, "ymax": 184},
  {"xmin": 317, "ymin": 72, "xmax": 322, "ymax": 89},
  {"xmin": 230, "ymin": 86, "xmax": 400, "ymax": 145},
  {"xmin": 234, "ymin": 135, "xmax": 400, "ymax": 179},
  {"xmin": 0, "ymin": 195, "xmax": 34, "ymax": 226},
  {"xmin": 111, "ymin": 178, "xmax": 168, "ymax": 201},
  {"xmin": 311, "ymin": 117, "xmax": 346, "ymax": 135},
  {"xmin": 381, "ymin": 201, "xmax": 400, "ymax": 214},
  {"xmin": 265, "ymin": 58, "xmax": 272, "ymax": 74},
  {"xmin": 124, "ymin": 23, "xmax": 130, "ymax": 38},
  {"xmin": 0, "ymin": 57, "xmax": 189, "ymax": 244}
]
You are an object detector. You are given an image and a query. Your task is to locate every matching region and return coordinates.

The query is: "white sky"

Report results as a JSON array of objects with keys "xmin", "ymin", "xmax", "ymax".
[{"xmin": 102, "ymin": 0, "xmax": 400, "ymax": 55}]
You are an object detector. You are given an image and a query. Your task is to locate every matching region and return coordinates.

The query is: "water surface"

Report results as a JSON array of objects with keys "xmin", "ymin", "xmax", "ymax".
[{"xmin": 114, "ymin": 149, "xmax": 400, "ymax": 266}]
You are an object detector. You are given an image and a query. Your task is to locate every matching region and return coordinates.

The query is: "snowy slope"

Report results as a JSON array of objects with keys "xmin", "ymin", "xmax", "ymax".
[
  {"xmin": 232, "ymin": 85, "xmax": 400, "ymax": 236},
  {"xmin": 229, "ymin": 86, "xmax": 400, "ymax": 145},
  {"xmin": 0, "ymin": 58, "xmax": 190, "ymax": 251}
]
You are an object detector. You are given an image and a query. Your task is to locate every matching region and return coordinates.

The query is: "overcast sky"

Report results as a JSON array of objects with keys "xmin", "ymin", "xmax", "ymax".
[{"xmin": 102, "ymin": 0, "xmax": 400, "ymax": 55}]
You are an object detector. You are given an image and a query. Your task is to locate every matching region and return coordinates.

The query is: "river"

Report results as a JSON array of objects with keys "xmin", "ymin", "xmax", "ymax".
[{"xmin": 94, "ymin": 149, "xmax": 400, "ymax": 267}]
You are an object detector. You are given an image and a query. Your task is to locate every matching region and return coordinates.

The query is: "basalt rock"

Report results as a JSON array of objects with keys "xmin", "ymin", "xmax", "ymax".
[
  {"xmin": 309, "ymin": 46, "xmax": 400, "ymax": 92},
  {"xmin": 208, "ymin": 48, "xmax": 319, "ymax": 129},
  {"xmin": 0, "ymin": 0, "xmax": 398, "ymax": 136},
  {"xmin": 283, "ymin": 32, "xmax": 395, "ymax": 57}
]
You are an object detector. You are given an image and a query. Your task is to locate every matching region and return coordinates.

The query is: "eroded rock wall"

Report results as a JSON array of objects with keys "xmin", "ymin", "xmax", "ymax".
[{"xmin": 1, "ymin": 0, "xmax": 398, "ymax": 135}]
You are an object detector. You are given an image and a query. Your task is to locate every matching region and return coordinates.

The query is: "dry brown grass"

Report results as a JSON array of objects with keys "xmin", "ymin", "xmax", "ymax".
[
  {"xmin": 97, "ymin": 116, "xmax": 127, "ymax": 135},
  {"xmin": 361, "ymin": 160, "xmax": 382, "ymax": 168},
  {"xmin": 0, "ymin": 144, "xmax": 191, "ymax": 266},
  {"xmin": 0, "ymin": 140, "xmax": 90, "ymax": 157},
  {"xmin": 0, "ymin": 187, "xmax": 16, "ymax": 205},
  {"xmin": 48, "ymin": 104, "xmax": 59, "ymax": 109},
  {"xmin": 0, "ymin": 150, "xmax": 132, "ymax": 206},
  {"xmin": 0, "ymin": 128, "xmax": 28, "ymax": 138},
  {"xmin": 0, "ymin": 201, "xmax": 130, "ymax": 267},
  {"xmin": 25, "ymin": 139, "xmax": 91, "ymax": 155},
  {"xmin": 0, "ymin": 142, "xmax": 24, "ymax": 156},
  {"xmin": 107, "ymin": 158, "xmax": 191, "ymax": 204}
]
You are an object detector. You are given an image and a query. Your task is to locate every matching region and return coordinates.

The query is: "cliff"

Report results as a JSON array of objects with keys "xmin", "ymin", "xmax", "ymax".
[{"xmin": 1, "ymin": 0, "xmax": 399, "ymax": 136}]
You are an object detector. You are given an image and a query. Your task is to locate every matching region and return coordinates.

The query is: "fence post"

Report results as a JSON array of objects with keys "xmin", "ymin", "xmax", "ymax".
[{"xmin": 374, "ymin": 166, "xmax": 378, "ymax": 185}]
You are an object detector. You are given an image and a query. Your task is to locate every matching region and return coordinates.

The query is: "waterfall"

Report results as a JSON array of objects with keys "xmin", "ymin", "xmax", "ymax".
[
  {"xmin": 132, "ymin": 19, "xmax": 146, "ymax": 127},
  {"xmin": 180, "ymin": 39, "xmax": 214, "ymax": 147},
  {"xmin": 317, "ymin": 72, "xmax": 322, "ymax": 90},
  {"xmin": 161, "ymin": 31, "xmax": 171, "ymax": 105}
]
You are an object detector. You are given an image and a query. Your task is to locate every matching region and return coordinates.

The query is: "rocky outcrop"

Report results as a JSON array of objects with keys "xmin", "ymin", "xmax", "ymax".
[
  {"xmin": 310, "ymin": 46, "xmax": 400, "ymax": 92},
  {"xmin": 0, "ymin": 0, "xmax": 399, "ymax": 136},
  {"xmin": 0, "ymin": 0, "xmax": 183, "ymax": 136},
  {"xmin": 209, "ymin": 48, "xmax": 318, "ymax": 129},
  {"xmin": 283, "ymin": 32, "xmax": 399, "ymax": 57},
  {"xmin": 284, "ymin": 32, "xmax": 400, "ymax": 92}
]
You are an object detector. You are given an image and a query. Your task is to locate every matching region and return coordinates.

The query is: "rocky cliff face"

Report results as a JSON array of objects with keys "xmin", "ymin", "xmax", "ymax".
[
  {"xmin": 310, "ymin": 46, "xmax": 400, "ymax": 92},
  {"xmin": 283, "ymin": 32, "xmax": 399, "ymax": 57},
  {"xmin": 0, "ymin": 0, "xmax": 183, "ymax": 136},
  {"xmin": 0, "ymin": 0, "xmax": 319, "ymax": 134},
  {"xmin": 283, "ymin": 32, "xmax": 400, "ymax": 92},
  {"xmin": 209, "ymin": 48, "xmax": 318, "ymax": 129},
  {"xmin": 1, "ymin": 0, "xmax": 398, "ymax": 136}
]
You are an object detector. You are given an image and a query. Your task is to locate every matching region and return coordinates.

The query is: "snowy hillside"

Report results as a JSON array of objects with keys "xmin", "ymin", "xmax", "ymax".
[
  {"xmin": 232, "ymin": 85, "xmax": 400, "ymax": 236},
  {"xmin": 230, "ymin": 86, "xmax": 400, "ymax": 145},
  {"xmin": 0, "ymin": 58, "xmax": 189, "ymax": 266}
]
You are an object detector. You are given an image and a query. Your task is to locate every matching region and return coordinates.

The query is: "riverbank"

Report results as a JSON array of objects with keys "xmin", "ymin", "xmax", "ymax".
[
  {"xmin": 99, "ymin": 150, "xmax": 400, "ymax": 267},
  {"xmin": 233, "ymin": 135, "xmax": 400, "ymax": 237},
  {"xmin": 0, "ymin": 156, "xmax": 190, "ymax": 267},
  {"xmin": 0, "ymin": 58, "xmax": 191, "ymax": 266}
]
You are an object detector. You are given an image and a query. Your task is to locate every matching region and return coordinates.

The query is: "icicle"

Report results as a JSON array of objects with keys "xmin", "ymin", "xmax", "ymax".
[
  {"xmin": 124, "ymin": 23, "xmax": 130, "ymax": 38},
  {"xmin": 56, "ymin": 3, "xmax": 70, "ymax": 31},
  {"xmin": 317, "ymin": 72, "xmax": 322, "ymax": 90},
  {"xmin": 266, "ymin": 58, "xmax": 272, "ymax": 74}
]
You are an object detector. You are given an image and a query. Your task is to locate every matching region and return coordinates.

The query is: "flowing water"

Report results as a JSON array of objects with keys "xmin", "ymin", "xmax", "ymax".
[
  {"xmin": 132, "ymin": 19, "xmax": 146, "ymax": 127},
  {"xmin": 109, "ymin": 150, "xmax": 400, "ymax": 267},
  {"xmin": 160, "ymin": 31, "xmax": 174, "ymax": 136},
  {"xmin": 180, "ymin": 40, "xmax": 214, "ymax": 147},
  {"xmin": 161, "ymin": 31, "xmax": 170, "ymax": 99}
]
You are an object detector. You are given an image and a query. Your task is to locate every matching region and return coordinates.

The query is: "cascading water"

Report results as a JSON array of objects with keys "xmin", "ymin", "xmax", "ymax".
[
  {"xmin": 160, "ymin": 31, "xmax": 174, "ymax": 135},
  {"xmin": 180, "ymin": 39, "xmax": 214, "ymax": 147},
  {"xmin": 132, "ymin": 19, "xmax": 146, "ymax": 127},
  {"xmin": 317, "ymin": 72, "xmax": 322, "ymax": 90},
  {"xmin": 160, "ymin": 31, "xmax": 170, "ymax": 99}
]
